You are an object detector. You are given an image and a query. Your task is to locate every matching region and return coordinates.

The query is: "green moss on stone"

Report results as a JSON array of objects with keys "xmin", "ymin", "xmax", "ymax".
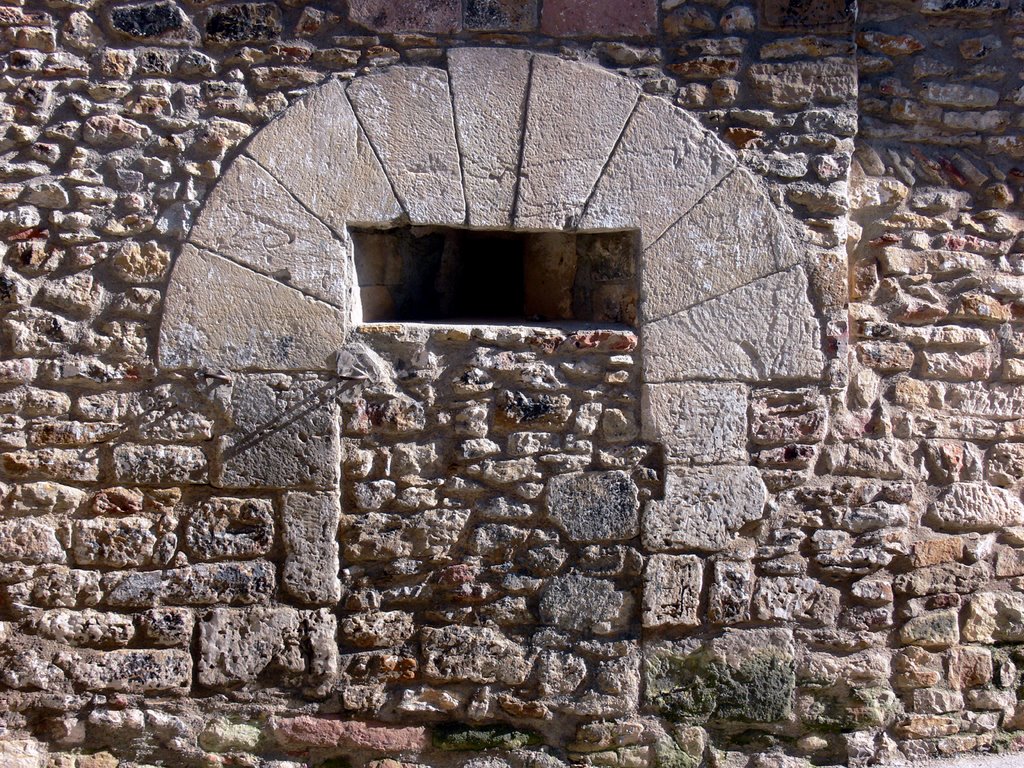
[
  {"xmin": 432, "ymin": 723, "xmax": 543, "ymax": 751},
  {"xmin": 654, "ymin": 738, "xmax": 699, "ymax": 768}
]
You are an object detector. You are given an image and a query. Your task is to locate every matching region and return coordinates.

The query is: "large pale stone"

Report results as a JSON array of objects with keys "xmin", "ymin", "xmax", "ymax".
[
  {"xmin": 188, "ymin": 155, "xmax": 353, "ymax": 308},
  {"xmin": 282, "ymin": 492, "xmax": 341, "ymax": 605},
  {"xmin": 643, "ymin": 554, "xmax": 702, "ymax": 629},
  {"xmin": 642, "ymin": 168, "xmax": 799, "ymax": 319},
  {"xmin": 515, "ymin": 54, "xmax": 639, "ymax": 229},
  {"xmin": 581, "ymin": 95, "xmax": 734, "ymax": 247},
  {"xmin": 641, "ymin": 382, "xmax": 747, "ymax": 464},
  {"xmin": 643, "ymin": 266, "xmax": 823, "ymax": 383},
  {"xmin": 347, "ymin": 67, "xmax": 465, "ymax": 225},
  {"xmin": 421, "ymin": 626, "xmax": 530, "ymax": 684},
  {"xmin": 925, "ymin": 483, "xmax": 1024, "ymax": 532},
  {"xmin": 545, "ymin": 470, "xmax": 639, "ymax": 541},
  {"xmin": 540, "ymin": 575, "xmax": 632, "ymax": 634},
  {"xmin": 643, "ymin": 466, "xmax": 767, "ymax": 552},
  {"xmin": 159, "ymin": 245, "xmax": 348, "ymax": 371},
  {"xmin": 0, "ymin": 739, "xmax": 46, "ymax": 768},
  {"xmin": 448, "ymin": 47, "xmax": 531, "ymax": 228},
  {"xmin": 243, "ymin": 77, "xmax": 401, "ymax": 231}
]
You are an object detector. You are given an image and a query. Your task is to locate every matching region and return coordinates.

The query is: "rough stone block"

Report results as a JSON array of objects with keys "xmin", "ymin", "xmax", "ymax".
[
  {"xmin": 962, "ymin": 592, "xmax": 1024, "ymax": 643},
  {"xmin": 161, "ymin": 561, "xmax": 276, "ymax": 606},
  {"xmin": 159, "ymin": 245, "xmax": 349, "ymax": 371},
  {"xmin": 708, "ymin": 559, "xmax": 754, "ymax": 624},
  {"xmin": 0, "ymin": 738, "xmax": 46, "ymax": 768},
  {"xmin": 642, "ymin": 168, "xmax": 798, "ymax": 320},
  {"xmin": 515, "ymin": 55, "xmax": 639, "ymax": 230},
  {"xmin": 752, "ymin": 576, "xmax": 841, "ymax": 624},
  {"xmin": 65, "ymin": 649, "xmax": 191, "ymax": 692},
  {"xmin": 448, "ymin": 48, "xmax": 531, "ymax": 228},
  {"xmin": 465, "ymin": 0, "xmax": 537, "ymax": 30},
  {"xmin": 349, "ymin": 0, "xmax": 460, "ymax": 33},
  {"xmin": 348, "ymin": 67, "xmax": 465, "ymax": 225},
  {"xmin": 72, "ymin": 516, "xmax": 158, "ymax": 568},
  {"xmin": 759, "ymin": 0, "xmax": 855, "ymax": 31},
  {"xmin": 643, "ymin": 554, "xmax": 702, "ymax": 629},
  {"xmin": 545, "ymin": 470, "xmax": 639, "ymax": 541},
  {"xmin": 421, "ymin": 626, "xmax": 530, "ymax": 684},
  {"xmin": 112, "ymin": 443, "xmax": 207, "ymax": 485},
  {"xmin": 282, "ymin": 492, "xmax": 341, "ymax": 605},
  {"xmin": 747, "ymin": 58, "xmax": 857, "ymax": 109},
  {"xmin": 206, "ymin": 3, "xmax": 281, "ymax": 43},
  {"xmin": 540, "ymin": 0, "xmax": 657, "ymax": 37},
  {"xmin": 644, "ymin": 466, "xmax": 767, "ymax": 552},
  {"xmin": 581, "ymin": 95, "xmax": 735, "ymax": 248},
  {"xmin": 641, "ymin": 382, "xmax": 748, "ymax": 464},
  {"xmin": 643, "ymin": 267, "xmax": 824, "ymax": 383},
  {"xmin": 215, "ymin": 375, "xmax": 340, "ymax": 490},
  {"xmin": 540, "ymin": 575, "xmax": 632, "ymax": 634},
  {"xmin": 273, "ymin": 717, "xmax": 428, "ymax": 751},
  {"xmin": 925, "ymin": 483, "xmax": 1024, "ymax": 532},
  {"xmin": 185, "ymin": 497, "xmax": 274, "ymax": 561},
  {"xmin": 0, "ymin": 519, "xmax": 65, "ymax": 564}
]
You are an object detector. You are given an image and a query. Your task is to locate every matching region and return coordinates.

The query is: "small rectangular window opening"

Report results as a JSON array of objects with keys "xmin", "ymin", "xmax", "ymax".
[{"xmin": 351, "ymin": 226, "xmax": 638, "ymax": 327}]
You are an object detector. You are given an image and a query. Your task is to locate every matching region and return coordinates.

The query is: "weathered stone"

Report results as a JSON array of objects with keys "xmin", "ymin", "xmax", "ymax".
[
  {"xmin": 72, "ymin": 516, "xmax": 157, "ymax": 568},
  {"xmin": 642, "ymin": 169, "xmax": 799, "ymax": 319},
  {"xmin": 921, "ymin": 83, "xmax": 1000, "ymax": 109},
  {"xmin": 516, "ymin": 55, "xmax": 639, "ymax": 229},
  {"xmin": 0, "ymin": 739, "xmax": 46, "ymax": 768},
  {"xmin": 540, "ymin": 575, "xmax": 631, "ymax": 634},
  {"xmin": 465, "ymin": 0, "xmax": 538, "ymax": 30},
  {"xmin": 33, "ymin": 608, "xmax": 134, "ymax": 648},
  {"xmin": 644, "ymin": 466, "xmax": 767, "ymax": 552},
  {"xmin": 348, "ymin": 67, "xmax": 465, "ymax": 225},
  {"xmin": 282, "ymin": 492, "xmax": 341, "ymax": 605},
  {"xmin": 137, "ymin": 608, "xmax": 193, "ymax": 647},
  {"xmin": 641, "ymin": 382, "xmax": 747, "ymax": 463},
  {"xmin": 340, "ymin": 610, "xmax": 415, "ymax": 648},
  {"xmin": 545, "ymin": 470, "xmax": 639, "ymax": 542},
  {"xmin": 216, "ymin": 375, "xmax": 339, "ymax": 490},
  {"xmin": 947, "ymin": 646, "xmax": 993, "ymax": 690},
  {"xmin": 643, "ymin": 554, "xmax": 702, "ymax": 628},
  {"xmin": 244, "ymin": 78, "xmax": 401, "ymax": 234},
  {"xmin": 272, "ymin": 716, "xmax": 428, "ymax": 751},
  {"xmin": 540, "ymin": 0, "xmax": 657, "ymax": 37},
  {"xmin": 448, "ymin": 48, "xmax": 531, "ymax": 228},
  {"xmin": 189, "ymin": 156, "xmax": 353, "ymax": 308},
  {"xmin": 752, "ymin": 577, "xmax": 841, "ymax": 624},
  {"xmin": 747, "ymin": 58, "xmax": 856, "ymax": 109},
  {"xmin": 109, "ymin": 2, "xmax": 195, "ymax": 43},
  {"xmin": 644, "ymin": 267, "xmax": 824, "ymax": 383},
  {"xmin": 199, "ymin": 718, "xmax": 262, "ymax": 753},
  {"xmin": 185, "ymin": 497, "xmax": 274, "ymax": 560},
  {"xmin": 708, "ymin": 559, "xmax": 754, "ymax": 624},
  {"xmin": 64, "ymin": 649, "xmax": 190, "ymax": 692},
  {"xmin": 161, "ymin": 561, "xmax": 276, "ymax": 606},
  {"xmin": 760, "ymin": 0, "xmax": 856, "ymax": 31},
  {"xmin": 206, "ymin": 3, "xmax": 281, "ymax": 43},
  {"xmin": 962, "ymin": 592, "xmax": 1024, "ymax": 643},
  {"xmin": 82, "ymin": 115, "xmax": 151, "ymax": 148},
  {"xmin": 159, "ymin": 245, "xmax": 349, "ymax": 371},
  {"xmin": 0, "ymin": 518, "xmax": 65, "ymax": 564},
  {"xmin": 582, "ymin": 95, "xmax": 734, "ymax": 247},
  {"xmin": 421, "ymin": 626, "xmax": 530, "ymax": 684},
  {"xmin": 112, "ymin": 443, "xmax": 207, "ymax": 485},
  {"xmin": 925, "ymin": 483, "xmax": 1024, "ymax": 532},
  {"xmin": 348, "ymin": 0, "xmax": 460, "ymax": 32},
  {"xmin": 899, "ymin": 609, "xmax": 961, "ymax": 649}
]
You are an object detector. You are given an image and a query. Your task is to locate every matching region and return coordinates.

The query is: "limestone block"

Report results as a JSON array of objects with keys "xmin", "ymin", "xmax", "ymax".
[
  {"xmin": 540, "ymin": 575, "xmax": 632, "ymax": 634},
  {"xmin": 448, "ymin": 47, "xmax": 531, "ymax": 228},
  {"xmin": 189, "ymin": 155, "xmax": 353, "ymax": 308},
  {"xmin": 64, "ymin": 648, "xmax": 191, "ymax": 692},
  {"xmin": 72, "ymin": 516, "xmax": 158, "ymax": 567},
  {"xmin": 161, "ymin": 561, "xmax": 277, "ymax": 606},
  {"xmin": 545, "ymin": 470, "xmax": 639, "ymax": 541},
  {"xmin": 243, "ymin": 77, "xmax": 401, "ymax": 231},
  {"xmin": 271, "ymin": 716, "xmax": 428, "ymax": 751},
  {"xmin": 641, "ymin": 382, "xmax": 747, "ymax": 464},
  {"xmin": 0, "ymin": 738, "xmax": 46, "ymax": 768},
  {"xmin": 899, "ymin": 609, "xmax": 961, "ymax": 649},
  {"xmin": 282, "ymin": 492, "xmax": 341, "ymax": 605},
  {"xmin": 33, "ymin": 608, "xmax": 135, "ymax": 647},
  {"xmin": 925, "ymin": 482, "xmax": 1024, "ymax": 532},
  {"xmin": 0, "ymin": 518, "xmax": 65, "ymax": 564},
  {"xmin": 643, "ymin": 266, "xmax": 824, "ymax": 383},
  {"xmin": 643, "ymin": 554, "xmax": 702, "ymax": 629},
  {"xmin": 708, "ymin": 559, "xmax": 754, "ymax": 624},
  {"xmin": 347, "ymin": 67, "xmax": 465, "ymax": 225},
  {"xmin": 752, "ymin": 576, "xmax": 841, "ymax": 624},
  {"xmin": 112, "ymin": 443, "xmax": 207, "ymax": 485},
  {"xmin": 644, "ymin": 466, "xmax": 767, "ymax": 552},
  {"xmin": 581, "ymin": 95, "xmax": 734, "ymax": 247},
  {"xmin": 198, "ymin": 606, "xmax": 338, "ymax": 689},
  {"xmin": 185, "ymin": 497, "xmax": 274, "ymax": 561},
  {"xmin": 421, "ymin": 626, "xmax": 530, "ymax": 684},
  {"xmin": 215, "ymin": 375, "xmax": 340, "ymax": 491},
  {"xmin": 515, "ymin": 54, "xmax": 639, "ymax": 229},
  {"xmin": 962, "ymin": 592, "xmax": 1024, "ymax": 643},
  {"xmin": 642, "ymin": 168, "xmax": 799, "ymax": 320},
  {"xmin": 159, "ymin": 245, "xmax": 348, "ymax": 371}
]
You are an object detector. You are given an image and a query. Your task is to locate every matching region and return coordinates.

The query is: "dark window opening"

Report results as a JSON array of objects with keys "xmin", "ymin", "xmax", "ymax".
[{"xmin": 351, "ymin": 226, "xmax": 638, "ymax": 326}]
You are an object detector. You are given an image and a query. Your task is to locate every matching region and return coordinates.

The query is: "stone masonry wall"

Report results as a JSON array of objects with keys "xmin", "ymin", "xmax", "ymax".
[{"xmin": 1, "ymin": 2, "xmax": 1024, "ymax": 768}]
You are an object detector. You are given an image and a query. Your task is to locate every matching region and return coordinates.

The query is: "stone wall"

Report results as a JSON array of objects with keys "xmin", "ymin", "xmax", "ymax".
[{"xmin": 1, "ymin": 2, "xmax": 1024, "ymax": 768}]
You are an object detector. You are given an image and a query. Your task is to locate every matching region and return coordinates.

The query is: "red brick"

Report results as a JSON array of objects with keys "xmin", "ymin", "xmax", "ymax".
[
  {"xmin": 349, "ymin": 0, "xmax": 460, "ymax": 33},
  {"xmin": 541, "ymin": 0, "xmax": 657, "ymax": 38},
  {"xmin": 272, "ymin": 717, "xmax": 428, "ymax": 752}
]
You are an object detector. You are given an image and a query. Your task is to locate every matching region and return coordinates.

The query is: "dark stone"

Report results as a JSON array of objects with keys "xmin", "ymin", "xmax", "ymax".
[
  {"xmin": 432, "ymin": 723, "xmax": 542, "ymax": 751},
  {"xmin": 546, "ymin": 470, "xmax": 640, "ymax": 542},
  {"xmin": 464, "ymin": 0, "xmax": 537, "ymax": 31},
  {"xmin": 110, "ymin": 2, "xmax": 184, "ymax": 38},
  {"xmin": 206, "ymin": 3, "xmax": 281, "ymax": 43},
  {"xmin": 759, "ymin": 0, "xmax": 856, "ymax": 31}
]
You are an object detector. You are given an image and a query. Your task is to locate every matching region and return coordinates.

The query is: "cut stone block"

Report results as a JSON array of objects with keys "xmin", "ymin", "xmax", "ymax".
[
  {"xmin": 541, "ymin": 0, "xmax": 658, "ymax": 37},
  {"xmin": 545, "ymin": 470, "xmax": 639, "ymax": 541},
  {"xmin": 925, "ymin": 483, "xmax": 1024, "ymax": 533},
  {"xmin": 515, "ymin": 54, "xmax": 639, "ymax": 230},
  {"xmin": 643, "ymin": 266, "xmax": 824, "ymax": 383},
  {"xmin": 540, "ymin": 574, "xmax": 632, "ymax": 634},
  {"xmin": 448, "ymin": 47, "xmax": 531, "ymax": 228},
  {"xmin": 641, "ymin": 382, "xmax": 748, "ymax": 464},
  {"xmin": 66, "ymin": 649, "xmax": 191, "ymax": 692},
  {"xmin": 347, "ymin": 67, "xmax": 465, "ymax": 225},
  {"xmin": 644, "ymin": 466, "xmax": 767, "ymax": 552},
  {"xmin": 188, "ymin": 155, "xmax": 353, "ymax": 308},
  {"xmin": 642, "ymin": 168, "xmax": 798, "ymax": 320},
  {"xmin": 581, "ymin": 95, "xmax": 735, "ymax": 247},
  {"xmin": 348, "ymin": 0, "xmax": 461, "ymax": 33},
  {"xmin": 643, "ymin": 554, "xmax": 702, "ymax": 629},
  {"xmin": 159, "ymin": 245, "xmax": 348, "ymax": 371},
  {"xmin": 243, "ymin": 77, "xmax": 401, "ymax": 232},
  {"xmin": 421, "ymin": 625, "xmax": 530, "ymax": 684},
  {"xmin": 282, "ymin": 492, "xmax": 341, "ymax": 605}
]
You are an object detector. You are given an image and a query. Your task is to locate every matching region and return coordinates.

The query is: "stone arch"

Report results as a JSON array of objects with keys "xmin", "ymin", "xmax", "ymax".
[{"xmin": 159, "ymin": 47, "xmax": 824, "ymax": 387}]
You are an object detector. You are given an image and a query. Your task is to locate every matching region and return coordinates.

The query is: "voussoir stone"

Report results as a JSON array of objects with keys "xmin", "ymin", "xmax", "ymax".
[
  {"xmin": 641, "ymin": 382, "xmax": 748, "ymax": 464},
  {"xmin": 644, "ymin": 466, "xmax": 768, "ymax": 552},
  {"xmin": 347, "ymin": 67, "xmax": 465, "ymax": 225},
  {"xmin": 282, "ymin": 491, "xmax": 341, "ymax": 605},
  {"xmin": 545, "ymin": 470, "xmax": 639, "ymax": 541},
  {"xmin": 448, "ymin": 47, "xmax": 531, "ymax": 228},
  {"xmin": 581, "ymin": 94, "xmax": 735, "ymax": 247},
  {"xmin": 244, "ymin": 77, "xmax": 401, "ymax": 231},
  {"xmin": 188, "ymin": 155, "xmax": 353, "ymax": 308},
  {"xmin": 515, "ymin": 54, "xmax": 639, "ymax": 230},
  {"xmin": 643, "ymin": 266, "xmax": 823, "ymax": 383},
  {"xmin": 160, "ymin": 245, "xmax": 348, "ymax": 371},
  {"xmin": 642, "ymin": 168, "xmax": 799, "ymax": 320},
  {"xmin": 925, "ymin": 482, "xmax": 1024, "ymax": 532}
]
